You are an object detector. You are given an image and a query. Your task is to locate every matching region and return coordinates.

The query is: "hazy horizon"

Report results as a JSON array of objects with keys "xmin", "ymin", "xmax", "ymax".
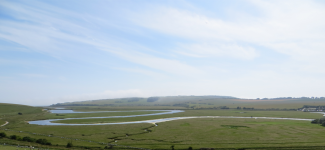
[{"xmin": 1, "ymin": 0, "xmax": 325, "ymax": 105}]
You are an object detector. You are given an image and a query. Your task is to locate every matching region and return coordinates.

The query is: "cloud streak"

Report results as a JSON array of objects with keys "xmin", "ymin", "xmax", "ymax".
[{"xmin": 0, "ymin": 0, "xmax": 325, "ymax": 105}]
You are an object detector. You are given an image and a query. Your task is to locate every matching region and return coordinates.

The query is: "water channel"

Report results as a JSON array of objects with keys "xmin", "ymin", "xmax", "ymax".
[{"xmin": 28, "ymin": 109, "xmax": 318, "ymax": 126}]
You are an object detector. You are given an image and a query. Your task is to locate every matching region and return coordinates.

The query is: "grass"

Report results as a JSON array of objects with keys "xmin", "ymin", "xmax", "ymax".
[
  {"xmin": 0, "ymin": 103, "xmax": 42, "ymax": 116},
  {"xmin": 6, "ymin": 118, "xmax": 325, "ymax": 149},
  {"xmin": 119, "ymin": 118, "xmax": 325, "ymax": 149},
  {"xmin": 1, "ymin": 123, "xmax": 153, "ymax": 149},
  {"xmin": 0, "ymin": 145, "xmax": 31, "ymax": 150},
  {"xmin": 2, "ymin": 102, "xmax": 325, "ymax": 149},
  {"xmin": 0, "ymin": 144, "xmax": 63, "ymax": 150}
]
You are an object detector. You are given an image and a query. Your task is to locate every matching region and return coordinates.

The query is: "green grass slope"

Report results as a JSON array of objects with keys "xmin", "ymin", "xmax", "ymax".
[
  {"xmin": 50, "ymin": 96, "xmax": 325, "ymax": 110},
  {"xmin": 0, "ymin": 103, "xmax": 42, "ymax": 116},
  {"xmin": 0, "ymin": 103, "xmax": 43, "ymax": 129}
]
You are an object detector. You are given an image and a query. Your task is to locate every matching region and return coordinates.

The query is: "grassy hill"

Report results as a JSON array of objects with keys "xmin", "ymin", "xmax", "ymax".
[
  {"xmin": 0, "ymin": 103, "xmax": 43, "ymax": 129},
  {"xmin": 50, "ymin": 96, "xmax": 325, "ymax": 110},
  {"xmin": 0, "ymin": 103, "xmax": 42, "ymax": 116}
]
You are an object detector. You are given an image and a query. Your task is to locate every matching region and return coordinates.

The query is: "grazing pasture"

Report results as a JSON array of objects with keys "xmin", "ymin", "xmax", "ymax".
[
  {"xmin": 1, "ymin": 99, "xmax": 325, "ymax": 149},
  {"xmin": 0, "ymin": 120, "xmax": 5, "ymax": 126},
  {"xmin": 124, "ymin": 118, "xmax": 325, "ymax": 149}
]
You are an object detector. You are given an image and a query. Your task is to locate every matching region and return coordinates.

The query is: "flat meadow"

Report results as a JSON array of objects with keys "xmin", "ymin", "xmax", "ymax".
[
  {"xmin": 1, "ymin": 98, "xmax": 325, "ymax": 149},
  {"xmin": 0, "ymin": 120, "xmax": 5, "ymax": 125}
]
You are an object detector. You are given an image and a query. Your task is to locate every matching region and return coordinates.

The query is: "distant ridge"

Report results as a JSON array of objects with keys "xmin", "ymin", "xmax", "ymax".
[{"xmin": 50, "ymin": 95, "xmax": 237, "ymax": 107}]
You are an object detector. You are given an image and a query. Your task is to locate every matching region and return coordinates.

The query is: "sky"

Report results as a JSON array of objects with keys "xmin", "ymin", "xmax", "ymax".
[{"xmin": 0, "ymin": 0, "xmax": 325, "ymax": 106}]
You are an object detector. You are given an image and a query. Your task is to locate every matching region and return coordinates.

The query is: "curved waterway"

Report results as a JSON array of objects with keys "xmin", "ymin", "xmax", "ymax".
[
  {"xmin": 29, "ymin": 110, "xmax": 184, "ymax": 125},
  {"xmin": 28, "ymin": 109, "xmax": 315, "ymax": 126}
]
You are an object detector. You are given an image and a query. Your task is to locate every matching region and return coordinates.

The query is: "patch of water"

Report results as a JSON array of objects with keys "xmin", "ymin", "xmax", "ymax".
[
  {"xmin": 28, "ymin": 109, "xmax": 314, "ymax": 126},
  {"xmin": 29, "ymin": 110, "xmax": 184, "ymax": 125}
]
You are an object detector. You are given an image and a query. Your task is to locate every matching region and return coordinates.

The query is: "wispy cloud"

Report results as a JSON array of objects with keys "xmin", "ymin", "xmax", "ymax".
[
  {"xmin": 131, "ymin": 1, "xmax": 325, "ymax": 62},
  {"xmin": 0, "ymin": 0, "xmax": 325, "ymax": 105},
  {"xmin": 0, "ymin": 0, "xmax": 203, "ymax": 77},
  {"xmin": 176, "ymin": 42, "xmax": 258, "ymax": 60}
]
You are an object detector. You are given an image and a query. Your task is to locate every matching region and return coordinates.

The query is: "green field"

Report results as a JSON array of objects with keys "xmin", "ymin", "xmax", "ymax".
[
  {"xmin": 0, "ymin": 145, "xmax": 31, "ymax": 150},
  {"xmin": 0, "ymin": 144, "xmax": 63, "ymax": 150},
  {"xmin": 126, "ymin": 118, "xmax": 325, "ymax": 149},
  {"xmin": 1, "ymin": 100, "xmax": 325, "ymax": 149},
  {"xmin": 0, "ymin": 120, "xmax": 5, "ymax": 125}
]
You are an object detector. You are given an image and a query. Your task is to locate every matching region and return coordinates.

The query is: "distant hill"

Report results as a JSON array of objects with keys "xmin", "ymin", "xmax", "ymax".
[
  {"xmin": 50, "ymin": 95, "xmax": 237, "ymax": 108},
  {"xmin": 50, "ymin": 96, "xmax": 325, "ymax": 110}
]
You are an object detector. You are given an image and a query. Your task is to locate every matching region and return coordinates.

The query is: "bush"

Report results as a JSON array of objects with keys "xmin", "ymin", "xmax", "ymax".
[
  {"xmin": 311, "ymin": 119, "xmax": 320, "ymax": 124},
  {"xmin": 67, "ymin": 142, "xmax": 73, "ymax": 148},
  {"xmin": 36, "ymin": 139, "xmax": 51, "ymax": 145},
  {"xmin": 10, "ymin": 135, "xmax": 17, "ymax": 140},
  {"xmin": 311, "ymin": 117, "xmax": 325, "ymax": 125},
  {"xmin": 104, "ymin": 145, "xmax": 113, "ymax": 149},
  {"xmin": 0, "ymin": 132, "xmax": 6, "ymax": 138},
  {"xmin": 22, "ymin": 136, "xmax": 36, "ymax": 142}
]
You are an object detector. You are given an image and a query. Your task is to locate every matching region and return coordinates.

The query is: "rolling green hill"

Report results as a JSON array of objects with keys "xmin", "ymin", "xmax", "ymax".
[
  {"xmin": 0, "ymin": 103, "xmax": 42, "ymax": 116},
  {"xmin": 50, "ymin": 96, "xmax": 325, "ymax": 110}
]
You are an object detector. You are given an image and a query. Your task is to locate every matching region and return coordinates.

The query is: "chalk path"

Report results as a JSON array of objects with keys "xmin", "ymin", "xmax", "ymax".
[{"xmin": 0, "ymin": 121, "xmax": 8, "ymax": 127}]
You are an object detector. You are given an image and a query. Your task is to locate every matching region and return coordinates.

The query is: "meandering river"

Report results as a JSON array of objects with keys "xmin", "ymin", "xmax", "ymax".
[{"xmin": 28, "ymin": 109, "xmax": 316, "ymax": 126}]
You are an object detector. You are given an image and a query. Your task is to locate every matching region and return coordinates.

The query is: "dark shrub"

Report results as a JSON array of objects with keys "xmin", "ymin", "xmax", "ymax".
[
  {"xmin": 67, "ymin": 142, "xmax": 73, "ymax": 148},
  {"xmin": 36, "ymin": 139, "xmax": 51, "ymax": 145},
  {"xmin": 311, "ymin": 119, "xmax": 319, "ymax": 124},
  {"xmin": 0, "ymin": 132, "xmax": 6, "ymax": 138},
  {"xmin": 22, "ymin": 136, "xmax": 35, "ymax": 142},
  {"xmin": 10, "ymin": 135, "xmax": 17, "ymax": 140}
]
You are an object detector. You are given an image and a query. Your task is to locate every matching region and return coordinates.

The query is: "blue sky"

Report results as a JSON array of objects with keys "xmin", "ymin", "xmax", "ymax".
[{"xmin": 1, "ymin": 0, "xmax": 325, "ymax": 105}]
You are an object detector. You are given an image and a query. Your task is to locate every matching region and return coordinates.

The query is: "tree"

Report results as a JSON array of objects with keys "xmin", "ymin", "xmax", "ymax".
[
  {"xmin": 188, "ymin": 146, "xmax": 193, "ymax": 150},
  {"xmin": 0, "ymin": 132, "xmax": 6, "ymax": 138},
  {"xmin": 171, "ymin": 145, "xmax": 175, "ymax": 150}
]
